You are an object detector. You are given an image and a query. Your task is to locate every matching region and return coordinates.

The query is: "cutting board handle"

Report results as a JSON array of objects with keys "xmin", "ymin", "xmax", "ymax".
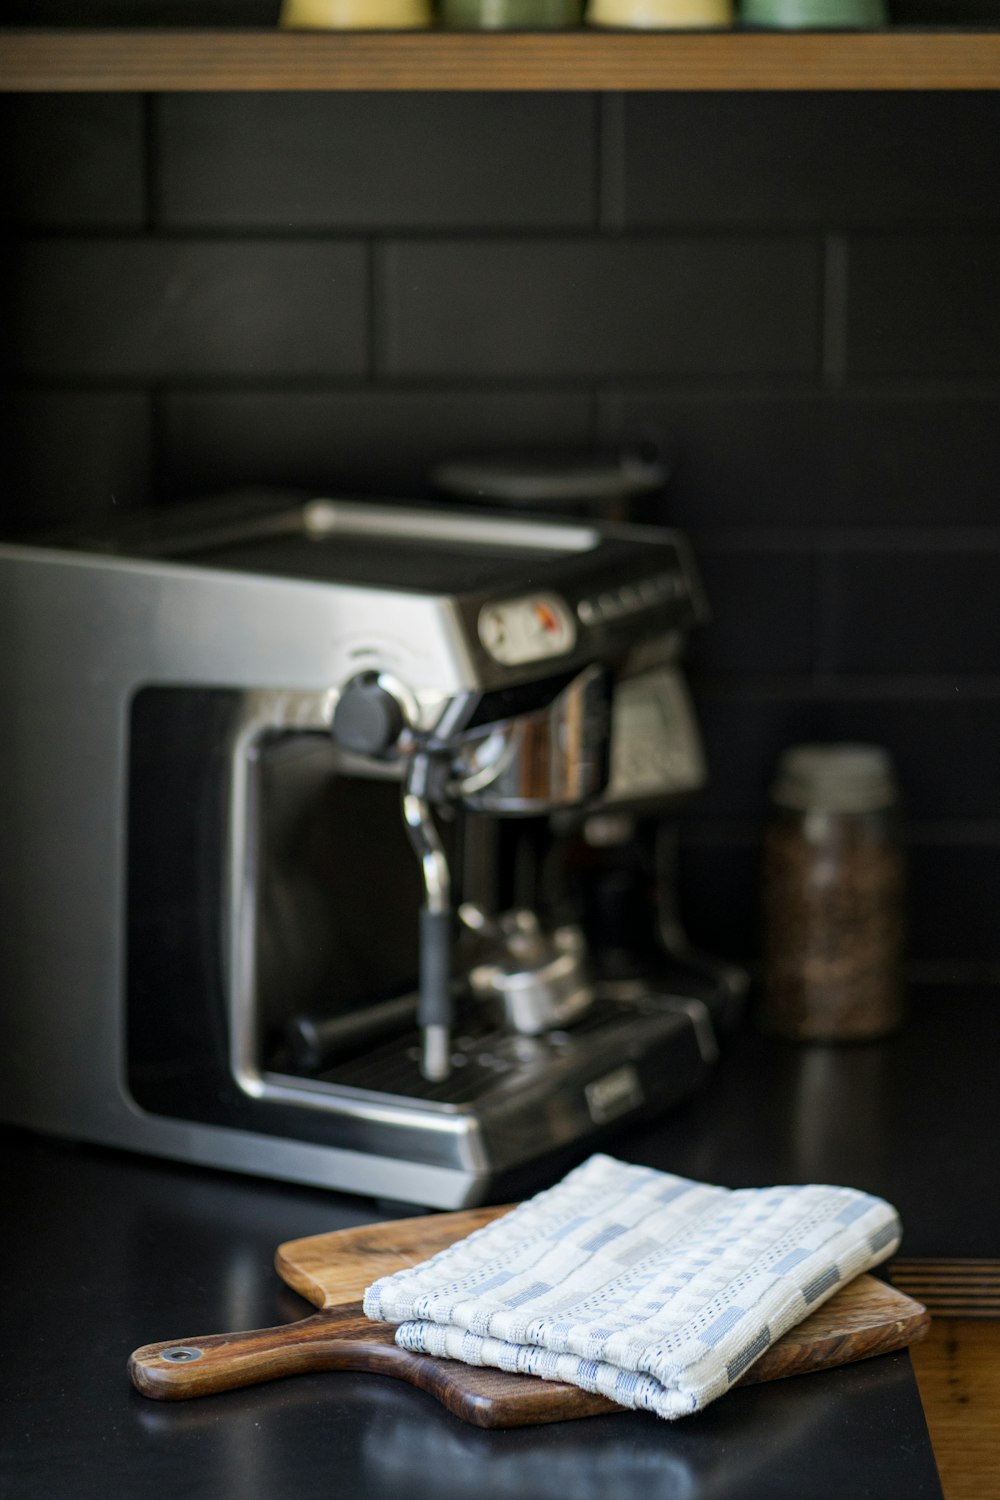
[
  {"xmin": 130, "ymin": 1306, "xmax": 355, "ymax": 1400},
  {"xmin": 127, "ymin": 1303, "xmax": 616, "ymax": 1424},
  {"xmin": 128, "ymin": 1305, "xmax": 420, "ymax": 1401}
]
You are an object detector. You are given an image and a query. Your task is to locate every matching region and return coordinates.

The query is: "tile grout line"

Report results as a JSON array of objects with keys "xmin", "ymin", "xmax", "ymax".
[
  {"xmin": 598, "ymin": 93, "xmax": 626, "ymax": 236},
  {"xmin": 142, "ymin": 92, "xmax": 159, "ymax": 235},
  {"xmin": 588, "ymin": 77, "xmax": 613, "ymax": 454},
  {"xmin": 821, "ymin": 232, "xmax": 849, "ymax": 390},
  {"xmin": 809, "ymin": 544, "xmax": 841, "ymax": 682},
  {"xmin": 814, "ymin": 233, "xmax": 846, "ymax": 685},
  {"xmin": 142, "ymin": 92, "xmax": 165, "ymax": 505},
  {"xmin": 368, "ymin": 238, "xmax": 383, "ymax": 383}
]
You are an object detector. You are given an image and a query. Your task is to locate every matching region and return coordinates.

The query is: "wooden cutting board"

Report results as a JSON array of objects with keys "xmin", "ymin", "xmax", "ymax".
[{"xmin": 129, "ymin": 1204, "xmax": 929, "ymax": 1427}]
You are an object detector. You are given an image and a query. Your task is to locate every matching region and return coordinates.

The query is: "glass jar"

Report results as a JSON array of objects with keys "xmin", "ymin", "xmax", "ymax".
[{"xmin": 759, "ymin": 744, "xmax": 905, "ymax": 1042}]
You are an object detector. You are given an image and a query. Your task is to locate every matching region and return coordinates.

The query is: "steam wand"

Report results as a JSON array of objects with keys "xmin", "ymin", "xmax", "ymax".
[{"xmin": 402, "ymin": 749, "xmax": 453, "ymax": 1083}]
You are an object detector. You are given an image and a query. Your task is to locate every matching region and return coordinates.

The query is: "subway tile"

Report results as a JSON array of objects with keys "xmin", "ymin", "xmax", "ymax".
[
  {"xmin": 908, "ymin": 843, "xmax": 1000, "ymax": 966},
  {"xmin": 690, "ymin": 693, "xmax": 1000, "ymax": 824},
  {"xmin": 159, "ymin": 389, "xmax": 593, "ymax": 500},
  {"xmin": 674, "ymin": 837, "xmax": 760, "ymax": 964},
  {"xmin": 687, "ymin": 546, "xmax": 817, "ymax": 679},
  {"xmin": 379, "ymin": 237, "xmax": 821, "ymax": 380},
  {"xmin": 156, "ymin": 94, "xmax": 596, "ymax": 231},
  {"xmin": 12, "ymin": 240, "xmax": 367, "ymax": 378},
  {"xmin": 827, "ymin": 546, "xmax": 1000, "ymax": 676},
  {"xmin": 5, "ymin": 390, "xmax": 153, "ymax": 531},
  {"xmin": 685, "ymin": 696, "xmax": 826, "ymax": 824},
  {"xmin": 0, "ymin": 96, "xmax": 146, "ymax": 229},
  {"xmin": 846, "ymin": 233, "xmax": 1000, "ymax": 377},
  {"xmin": 600, "ymin": 391, "xmax": 1000, "ymax": 529},
  {"xmin": 620, "ymin": 95, "xmax": 1000, "ymax": 230}
]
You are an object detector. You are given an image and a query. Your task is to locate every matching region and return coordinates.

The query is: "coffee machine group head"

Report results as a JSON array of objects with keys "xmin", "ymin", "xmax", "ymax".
[{"xmin": 0, "ymin": 492, "xmax": 740, "ymax": 1207}]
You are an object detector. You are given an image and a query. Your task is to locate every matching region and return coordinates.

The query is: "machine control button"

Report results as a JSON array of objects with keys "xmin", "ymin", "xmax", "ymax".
[
  {"xmin": 478, "ymin": 592, "xmax": 576, "ymax": 666},
  {"xmin": 331, "ymin": 673, "xmax": 406, "ymax": 757},
  {"xmin": 577, "ymin": 573, "xmax": 683, "ymax": 627}
]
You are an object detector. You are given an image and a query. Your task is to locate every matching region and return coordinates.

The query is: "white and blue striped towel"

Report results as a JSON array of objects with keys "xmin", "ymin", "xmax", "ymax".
[{"xmin": 363, "ymin": 1153, "xmax": 902, "ymax": 1420}]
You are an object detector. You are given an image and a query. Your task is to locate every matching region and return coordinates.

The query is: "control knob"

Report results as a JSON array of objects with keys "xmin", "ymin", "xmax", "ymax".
[{"xmin": 331, "ymin": 673, "xmax": 407, "ymax": 757}]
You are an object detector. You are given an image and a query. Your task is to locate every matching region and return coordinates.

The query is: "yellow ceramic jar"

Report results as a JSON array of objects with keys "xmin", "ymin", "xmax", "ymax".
[
  {"xmin": 587, "ymin": 0, "xmax": 733, "ymax": 24},
  {"xmin": 280, "ymin": 0, "xmax": 433, "ymax": 27}
]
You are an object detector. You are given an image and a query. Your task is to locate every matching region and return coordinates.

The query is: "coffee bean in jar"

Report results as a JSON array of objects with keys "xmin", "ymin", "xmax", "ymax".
[{"xmin": 759, "ymin": 744, "xmax": 905, "ymax": 1042}]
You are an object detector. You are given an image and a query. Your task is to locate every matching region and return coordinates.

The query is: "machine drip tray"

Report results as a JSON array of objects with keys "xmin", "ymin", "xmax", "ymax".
[
  {"xmin": 308, "ymin": 990, "xmax": 715, "ymax": 1109},
  {"xmin": 247, "ymin": 987, "xmax": 717, "ymax": 1186}
]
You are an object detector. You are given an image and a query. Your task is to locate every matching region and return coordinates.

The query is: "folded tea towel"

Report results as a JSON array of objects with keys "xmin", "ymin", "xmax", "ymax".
[{"xmin": 363, "ymin": 1153, "xmax": 902, "ymax": 1420}]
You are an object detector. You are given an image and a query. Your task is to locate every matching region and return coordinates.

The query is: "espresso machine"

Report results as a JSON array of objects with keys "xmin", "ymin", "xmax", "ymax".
[{"xmin": 0, "ymin": 492, "xmax": 741, "ymax": 1207}]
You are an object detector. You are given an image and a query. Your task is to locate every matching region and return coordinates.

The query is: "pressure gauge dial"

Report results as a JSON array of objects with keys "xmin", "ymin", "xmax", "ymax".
[{"xmin": 477, "ymin": 592, "xmax": 576, "ymax": 667}]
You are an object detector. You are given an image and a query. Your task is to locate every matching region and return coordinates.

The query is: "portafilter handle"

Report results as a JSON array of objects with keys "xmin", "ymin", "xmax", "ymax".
[{"xmin": 402, "ymin": 750, "xmax": 454, "ymax": 1083}]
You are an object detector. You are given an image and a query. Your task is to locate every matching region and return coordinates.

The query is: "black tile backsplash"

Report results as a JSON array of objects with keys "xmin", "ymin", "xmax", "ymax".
[
  {"xmin": 0, "ymin": 95, "xmax": 146, "ymax": 229},
  {"xmin": 4, "ymin": 89, "xmax": 1000, "ymax": 983},
  {"xmin": 617, "ymin": 94, "xmax": 1000, "ymax": 231},
  {"xmin": 14, "ymin": 239, "xmax": 369, "ymax": 378},
  {"xmin": 159, "ymin": 389, "xmax": 594, "ymax": 500},
  {"xmin": 599, "ymin": 390, "xmax": 1000, "ymax": 528},
  {"xmin": 7, "ymin": 391, "xmax": 152, "ymax": 530},
  {"xmin": 846, "ymin": 231, "xmax": 1000, "ymax": 376},
  {"xmin": 378, "ymin": 235, "xmax": 821, "ymax": 379},
  {"xmin": 827, "ymin": 542, "xmax": 1000, "ymax": 676},
  {"xmin": 686, "ymin": 545, "xmax": 818, "ymax": 679},
  {"xmin": 155, "ymin": 94, "xmax": 598, "ymax": 231},
  {"xmin": 907, "ymin": 843, "xmax": 1000, "ymax": 969}
]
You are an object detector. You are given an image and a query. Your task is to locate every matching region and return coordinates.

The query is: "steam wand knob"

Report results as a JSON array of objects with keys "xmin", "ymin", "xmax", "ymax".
[{"xmin": 331, "ymin": 673, "xmax": 406, "ymax": 758}]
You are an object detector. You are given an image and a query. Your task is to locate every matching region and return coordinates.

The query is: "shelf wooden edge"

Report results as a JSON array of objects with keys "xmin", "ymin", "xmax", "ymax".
[{"xmin": 3, "ymin": 27, "xmax": 1000, "ymax": 91}]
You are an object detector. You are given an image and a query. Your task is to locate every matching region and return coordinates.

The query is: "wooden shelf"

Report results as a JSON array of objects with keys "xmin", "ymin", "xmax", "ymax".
[{"xmin": 2, "ymin": 26, "xmax": 1000, "ymax": 91}]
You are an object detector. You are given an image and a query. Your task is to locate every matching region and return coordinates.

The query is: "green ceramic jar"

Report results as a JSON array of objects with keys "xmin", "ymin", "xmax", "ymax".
[
  {"xmin": 438, "ymin": 0, "xmax": 583, "ymax": 24},
  {"xmin": 741, "ymin": 0, "xmax": 886, "ymax": 24}
]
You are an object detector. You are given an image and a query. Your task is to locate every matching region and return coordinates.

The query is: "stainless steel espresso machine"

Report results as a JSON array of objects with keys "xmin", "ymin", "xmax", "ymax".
[{"xmin": 0, "ymin": 492, "xmax": 741, "ymax": 1207}]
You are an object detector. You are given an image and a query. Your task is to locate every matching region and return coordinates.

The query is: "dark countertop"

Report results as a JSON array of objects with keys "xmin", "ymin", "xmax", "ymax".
[{"xmin": 3, "ymin": 990, "xmax": 996, "ymax": 1500}]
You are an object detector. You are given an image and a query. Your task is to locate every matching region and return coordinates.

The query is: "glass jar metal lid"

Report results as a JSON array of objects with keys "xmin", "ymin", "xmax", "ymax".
[{"xmin": 770, "ymin": 743, "xmax": 898, "ymax": 813}]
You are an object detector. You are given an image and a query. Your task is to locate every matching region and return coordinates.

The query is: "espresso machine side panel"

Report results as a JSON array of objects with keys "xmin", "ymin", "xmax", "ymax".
[{"xmin": 0, "ymin": 550, "xmax": 138, "ymax": 1140}]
